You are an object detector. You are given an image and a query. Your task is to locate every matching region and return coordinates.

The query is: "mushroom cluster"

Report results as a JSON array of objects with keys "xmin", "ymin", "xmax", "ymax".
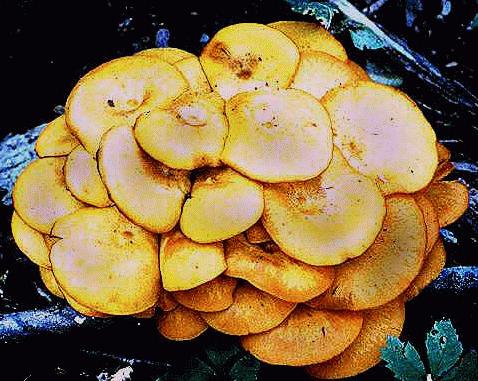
[{"xmin": 11, "ymin": 21, "xmax": 469, "ymax": 378}]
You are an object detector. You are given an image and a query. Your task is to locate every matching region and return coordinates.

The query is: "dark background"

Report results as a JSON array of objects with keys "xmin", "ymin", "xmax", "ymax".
[
  {"xmin": 1, "ymin": 0, "xmax": 477, "ymax": 380},
  {"xmin": 2, "ymin": 0, "xmax": 477, "ymax": 134}
]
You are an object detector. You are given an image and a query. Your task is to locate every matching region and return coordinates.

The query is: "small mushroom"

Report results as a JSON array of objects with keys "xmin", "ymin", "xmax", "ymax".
[
  {"xmin": 291, "ymin": 50, "xmax": 361, "ymax": 100},
  {"xmin": 39, "ymin": 267, "xmax": 64, "ymax": 299},
  {"xmin": 65, "ymin": 55, "xmax": 189, "ymax": 154},
  {"xmin": 222, "ymin": 88, "xmax": 333, "ymax": 182},
  {"xmin": 268, "ymin": 21, "xmax": 348, "ymax": 61},
  {"xmin": 158, "ymin": 305, "xmax": 208, "ymax": 341},
  {"xmin": 262, "ymin": 147, "xmax": 386, "ymax": 266},
  {"xmin": 98, "ymin": 125, "xmax": 190, "ymax": 233},
  {"xmin": 35, "ymin": 115, "xmax": 79, "ymax": 157},
  {"xmin": 422, "ymin": 180, "xmax": 469, "ymax": 227},
  {"xmin": 137, "ymin": 48, "xmax": 211, "ymax": 94},
  {"xmin": 322, "ymin": 81, "xmax": 438, "ymax": 195},
  {"xmin": 305, "ymin": 299, "xmax": 405, "ymax": 378},
  {"xmin": 433, "ymin": 142, "xmax": 454, "ymax": 180},
  {"xmin": 172, "ymin": 275, "xmax": 237, "ymax": 312},
  {"xmin": 160, "ymin": 230, "xmax": 226, "ymax": 291},
  {"xmin": 157, "ymin": 278, "xmax": 179, "ymax": 312},
  {"xmin": 436, "ymin": 142, "xmax": 451, "ymax": 163},
  {"xmin": 180, "ymin": 167, "xmax": 263, "ymax": 243},
  {"xmin": 308, "ymin": 195, "xmax": 426, "ymax": 310},
  {"xmin": 134, "ymin": 90, "xmax": 228, "ymax": 170},
  {"xmin": 11, "ymin": 211, "xmax": 52, "ymax": 269},
  {"xmin": 200, "ymin": 23, "xmax": 300, "ymax": 99},
  {"xmin": 403, "ymin": 238, "xmax": 446, "ymax": 301},
  {"xmin": 50, "ymin": 206, "xmax": 160, "ymax": 315},
  {"xmin": 65, "ymin": 146, "xmax": 113, "ymax": 207},
  {"xmin": 12, "ymin": 157, "xmax": 85, "ymax": 234},
  {"xmin": 200, "ymin": 283, "xmax": 296, "ymax": 336},
  {"xmin": 225, "ymin": 235, "xmax": 335, "ymax": 303},
  {"xmin": 245, "ymin": 221, "xmax": 271, "ymax": 244},
  {"xmin": 240, "ymin": 305, "xmax": 363, "ymax": 366},
  {"xmin": 414, "ymin": 193, "xmax": 440, "ymax": 253}
]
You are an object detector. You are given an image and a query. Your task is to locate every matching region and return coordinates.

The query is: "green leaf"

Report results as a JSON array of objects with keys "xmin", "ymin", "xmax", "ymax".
[
  {"xmin": 441, "ymin": 350, "xmax": 478, "ymax": 381},
  {"xmin": 285, "ymin": 0, "xmax": 337, "ymax": 29},
  {"xmin": 365, "ymin": 61, "xmax": 403, "ymax": 87},
  {"xmin": 229, "ymin": 354, "xmax": 261, "ymax": 381},
  {"xmin": 426, "ymin": 319, "xmax": 463, "ymax": 378},
  {"xmin": 349, "ymin": 25, "xmax": 386, "ymax": 50},
  {"xmin": 204, "ymin": 343, "xmax": 242, "ymax": 370},
  {"xmin": 156, "ymin": 358, "xmax": 216, "ymax": 381},
  {"xmin": 381, "ymin": 336, "xmax": 426, "ymax": 381}
]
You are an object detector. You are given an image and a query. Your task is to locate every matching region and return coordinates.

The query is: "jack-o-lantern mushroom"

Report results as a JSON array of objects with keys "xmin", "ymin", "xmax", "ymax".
[{"xmin": 9, "ymin": 20, "xmax": 470, "ymax": 380}]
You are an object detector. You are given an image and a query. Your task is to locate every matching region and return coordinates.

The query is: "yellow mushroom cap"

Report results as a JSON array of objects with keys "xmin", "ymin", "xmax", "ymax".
[
  {"xmin": 414, "ymin": 193, "xmax": 440, "ymax": 253},
  {"xmin": 436, "ymin": 142, "xmax": 451, "ymax": 163},
  {"xmin": 98, "ymin": 125, "xmax": 191, "ymax": 233},
  {"xmin": 180, "ymin": 167, "xmax": 264, "ymax": 243},
  {"xmin": 137, "ymin": 48, "xmax": 211, "ymax": 94},
  {"xmin": 65, "ymin": 55, "xmax": 188, "ymax": 154},
  {"xmin": 50, "ymin": 206, "xmax": 160, "ymax": 315},
  {"xmin": 347, "ymin": 60, "xmax": 370, "ymax": 80},
  {"xmin": 172, "ymin": 275, "xmax": 237, "ymax": 312},
  {"xmin": 225, "ymin": 235, "xmax": 335, "ymax": 303},
  {"xmin": 291, "ymin": 50, "xmax": 360, "ymax": 100},
  {"xmin": 245, "ymin": 221, "xmax": 271, "ymax": 244},
  {"xmin": 309, "ymin": 195, "xmax": 426, "ymax": 310},
  {"xmin": 35, "ymin": 115, "xmax": 79, "ymax": 157},
  {"xmin": 241, "ymin": 306, "xmax": 363, "ymax": 366},
  {"xmin": 134, "ymin": 90, "xmax": 228, "ymax": 170},
  {"xmin": 158, "ymin": 277, "xmax": 179, "ymax": 312},
  {"xmin": 403, "ymin": 238, "xmax": 446, "ymax": 301},
  {"xmin": 64, "ymin": 146, "xmax": 112, "ymax": 208},
  {"xmin": 306, "ymin": 299, "xmax": 405, "ymax": 378},
  {"xmin": 200, "ymin": 23, "xmax": 299, "ymax": 99},
  {"xmin": 423, "ymin": 180, "xmax": 469, "ymax": 227},
  {"xmin": 262, "ymin": 147, "xmax": 386, "ymax": 266},
  {"xmin": 322, "ymin": 81, "xmax": 438, "ymax": 195},
  {"xmin": 39, "ymin": 267, "xmax": 64, "ymax": 299},
  {"xmin": 268, "ymin": 21, "xmax": 348, "ymax": 61},
  {"xmin": 200, "ymin": 283, "xmax": 296, "ymax": 336},
  {"xmin": 160, "ymin": 230, "xmax": 226, "ymax": 291},
  {"xmin": 222, "ymin": 88, "xmax": 333, "ymax": 183},
  {"xmin": 434, "ymin": 143, "xmax": 453, "ymax": 181},
  {"xmin": 12, "ymin": 157, "xmax": 85, "ymax": 234},
  {"xmin": 158, "ymin": 305, "xmax": 208, "ymax": 341},
  {"xmin": 135, "ymin": 47, "xmax": 195, "ymax": 63},
  {"xmin": 11, "ymin": 211, "xmax": 52, "ymax": 269},
  {"xmin": 61, "ymin": 288, "xmax": 110, "ymax": 318},
  {"xmin": 174, "ymin": 56, "xmax": 212, "ymax": 94}
]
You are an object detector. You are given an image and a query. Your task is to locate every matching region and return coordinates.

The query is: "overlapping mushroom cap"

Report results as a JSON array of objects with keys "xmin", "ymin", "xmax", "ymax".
[{"xmin": 10, "ymin": 20, "xmax": 469, "ymax": 379}]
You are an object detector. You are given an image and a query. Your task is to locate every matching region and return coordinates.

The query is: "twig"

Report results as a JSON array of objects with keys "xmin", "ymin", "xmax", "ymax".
[
  {"xmin": 79, "ymin": 349, "xmax": 171, "ymax": 369},
  {"xmin": 0, "ymin": 305, "xmax": 113, "ymax": 344},
  {"xmin": 328, "ymin": 0, "xmax": 478, "ymax": 113},
  {"xmin": 363, "ymin": 0, "xmax": 391, "ymax": 15}
]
